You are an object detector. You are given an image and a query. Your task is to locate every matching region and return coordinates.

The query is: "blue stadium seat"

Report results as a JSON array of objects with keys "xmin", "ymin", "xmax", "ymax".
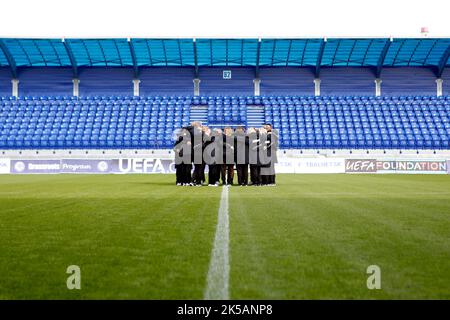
[{"xmin": 0, "ymin": 95, "xmax": 448, "ymax": 149}]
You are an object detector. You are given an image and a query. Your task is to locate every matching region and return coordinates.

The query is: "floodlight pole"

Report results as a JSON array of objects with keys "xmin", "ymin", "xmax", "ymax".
[
  {"xmin": 436, "ymin": 78, "xmax": 443, "ymax": 97},
  {"xmin": 376, "ymin": 38, "xmax": 392, "ymax": 79},
  {"xmin": 11, "ymin": 79, "xmax": 19, "ymax": 98},
  {"xmin": 254, "ymin": 38, "xmax": 261, "ymax": 96},
  {"xmin": 133, "ymin": 79, "xmax": 140, "ymax": 97},
  {"xmin": 253, "ymin": 78, "xmax": 261, "ymax": 96},
  {"xmin": 436, "ymin": 45, "xmax": 450, "ymax": 79},
  {"xmin": 72, "ymin": 79, "xmax": 80, "ymax": 97},
  {"xmin": 62, "ymin": 39, "xmax": 78, "ymax": 79},
  {"xmin": 314, "ymin": 38, "xmax": 326, "ymax": 78},
  {"xmin": 313, "ymin": 38, "xmax": 326, "ymax": 96},
  {"xmin": 193, "ymin": 78, "xmax": 201, "ymax": 96},
  {"xmin": 375, "ymin": 78, "xmax": 382, "ymax": 97},
  {"xmin": 128, "ymin": 39, "xmax": 140, "ymax": 79},
  {"xmin": 313, "ymin": 78, "xmax": 321, "ymax": 96},
  {"xmin": 193, "ymin": 38, "xmax": 200, "ymax": 96}
]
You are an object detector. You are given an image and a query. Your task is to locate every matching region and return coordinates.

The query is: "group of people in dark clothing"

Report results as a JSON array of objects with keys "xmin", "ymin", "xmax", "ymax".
[{"xmin": 174, "ymin": 122, "xmax": 277, "ymax": 186}]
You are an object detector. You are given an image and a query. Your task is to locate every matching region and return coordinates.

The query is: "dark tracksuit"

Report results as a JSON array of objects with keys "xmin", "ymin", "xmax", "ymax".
[
  {"xmin": 174, "ymin": 135, "xmax": 183, "ymax": 184},
  {"xmin": 205, "ymin": 133, "xmax": 221, "ymax": 185},
  {"xmin": 268, "ymin": 131, "xmax": 278, "ymax": 184},
  {"xmin": 174, "ymin": 133, "xmax": 192, "ymax": 184},
  {"xmin": 248, "ymin": 131, "xmax": 261, "ymax": 185},
  {"xmin": 193, "ymin": 161, "xmax": 206, "ymax": 185},
  {"xmin": 221, "ymin": 134, "xmax": 235, "ymax": 185},
  {"xmin": 192, "ymin": 128, "xmax": 205, "ymax": 185},
  {"xmin": 234, "ymin": 132, "xmax": 249, "ymax": 185},
  {"xmin": 260, "ymin": 131, "xmax": 277, "ymax": 185},
  {"xmin": 260, "ymin": 131, "xmax": 271, "ymax": 185}
]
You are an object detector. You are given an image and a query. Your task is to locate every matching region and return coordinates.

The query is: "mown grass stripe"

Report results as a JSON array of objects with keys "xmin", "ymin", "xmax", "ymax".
[{"xmin": 204, "ymin": 186, "xmax": 230, "ymax": 300}]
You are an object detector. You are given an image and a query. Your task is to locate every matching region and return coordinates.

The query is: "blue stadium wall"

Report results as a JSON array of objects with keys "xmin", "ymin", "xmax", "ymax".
[
  {"xmin": 320, "ymin": 67, "xmax": 375, "ymax": 95},
  {"xmin": 199, "ymin": 67, "xmax": 254, "ymax": 96},
  {"xmin": 18, "ymin": 67, "xmax": 73, "ymax": 96},
  {"xmin": 380, "ymin": 67, "xmax": 436, "ymax": 96},
  {"xmin": 78, "ymin": 67, "xmax": 135, "ymax": 96},
  {"xmin": 259, "ymin": 67, "xmax": 314, "ymax": 95},
  {"xmin": 0, "ymin": 66, "xmax": 448, "ymax": 97},
  {"xmin": 0, "ymin": 68, "xmax": 11, "ymax": 95},
  {"xmin": 139, "ymin": 67, "xmax": 194, "ymax": 96}
]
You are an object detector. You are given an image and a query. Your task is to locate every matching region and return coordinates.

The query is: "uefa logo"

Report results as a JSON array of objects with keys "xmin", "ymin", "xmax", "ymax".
[
  {"xmin": 14, "ymin": 161, "xmax": 26, "ymax": 173},
  {"xmin": 97, "ymin": 161, "xmax": 109, "ymax": 172}
]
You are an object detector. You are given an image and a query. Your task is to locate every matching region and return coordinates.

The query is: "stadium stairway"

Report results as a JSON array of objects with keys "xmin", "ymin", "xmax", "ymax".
[
  {"xmin": 190, "ymin": 105, "xmax": 208, "ymax": 126},
  {"xmin": 246, "ymin": 105, "xmax": 265, "ymax": 128}
]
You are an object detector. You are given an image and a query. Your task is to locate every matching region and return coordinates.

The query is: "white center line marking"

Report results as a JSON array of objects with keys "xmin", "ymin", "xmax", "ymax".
[{"xmin": 204, "ymin": 185, "xmax": 230, "ymax": 300}]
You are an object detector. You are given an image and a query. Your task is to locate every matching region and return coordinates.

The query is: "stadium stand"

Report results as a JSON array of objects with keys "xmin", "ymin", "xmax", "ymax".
[
  {"xmin": 0, "ymin": 38, "xmax": 449, "ymax": 151},
  {"xmin": 0, "ymin": 95, "xmax": 448, "ymax": 149},
  {"xmin": 263, "ymin": 95, "xmax": 449, "ymax": 149},
  {"xmin": 0, "ymin": 95, "xmax": 189, "ymax": 149}
]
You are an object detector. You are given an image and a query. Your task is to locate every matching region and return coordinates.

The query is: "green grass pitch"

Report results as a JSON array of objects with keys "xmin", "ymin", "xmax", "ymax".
[{"xmin": 0, "ymin": 174, "xmax": 449, "ymax": 299}]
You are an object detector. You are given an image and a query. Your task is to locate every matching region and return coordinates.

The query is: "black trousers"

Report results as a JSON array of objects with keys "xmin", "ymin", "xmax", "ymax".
[
  {"xmin": 208, "ymin": 164, "xmax": 221, "ymax": 185},
  {"xmin": 250, "ymin": 165, "xmax": 261, "ymax": 185},
  {"xmin": 176, "ymin": 164, "xmax": 192, "ymax": 184},
  {"xmin": 261, "ymin": 162, "xmax": 276, "ymax": 185},
  {"xmin": 200, "ymin": 164, "xmax": 206, "ymax": 183},
  {"xmin": 193, "ymin": 163, "xmax": 205, "ymax": 185},
  {"xmin": 182, "ymin": 164, "xmax": 192, "ymax": 183},
  {"xmin": 221, "ymin": 164, "xmax": 234, "ymax": 185},
  {"xmin": 176, "ymin": 164, "xmax": 183, "ymax": 184},
  {"xmin": 236, "ymin": 164, "xmax": 249, "ymax": 185},
  {"xmin": 261, "ymin": 174, "xmax": 270, "ymax": 185},
  {"xmin": 270, "ymin": 174, "xmax": 276, "ymax": 184}
]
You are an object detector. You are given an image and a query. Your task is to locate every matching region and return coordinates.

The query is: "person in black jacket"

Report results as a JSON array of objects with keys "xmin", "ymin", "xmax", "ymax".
[
  {"xmin": 204, "ymin": 128, "xmax": 222, "ymax": 186},
  {"xmin": 191, "ymin": 122, "xmax": 205, "ymax": 186},
  {"xmin": 248, "ymin": 127, "xmax": 261, "ymax": 186},
  {"xmin": 258, "ymin": 127, "xmax": 271, "ymax": 186},
  {"xmin": 234, "ymin": 126, "xmax": 249, "ymax": 186},
  {"xmin": 199, "ymin": 125, "xmax": 210, "ymax": 185},
  {"xmin": 221, "ymin": 127, "xmax": 235, "ymax": 185},
  {"xmin": 266, "ymin": 124, "xmax": 277, "ymax": 185},
  {"xmin": 174, "ymin": 130, "xmax": 183, "ymax": 185},
  {"xmin": 260, "ymin": 124, "xmax": 277, "ymax": 186},
  {"xmin": 174, "ymin": 128, "xmax": 192, "ymax": 185}
]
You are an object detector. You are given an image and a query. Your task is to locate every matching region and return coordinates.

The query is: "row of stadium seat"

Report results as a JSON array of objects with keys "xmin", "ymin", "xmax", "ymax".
[
  {"xmin": 0, "ymin": 95, "xmax": 448, "ymax": 149},
  {"xmin": 263, "ymin": 98, "xmax": 448, "ymax": 148},
  {"xmin": 2, "ymin": 95, "xmax": 450, "ymax": 101}
]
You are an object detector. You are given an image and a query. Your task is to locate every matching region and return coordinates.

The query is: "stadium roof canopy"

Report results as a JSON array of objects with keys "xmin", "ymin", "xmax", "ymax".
[{"xmin": 0, "ymin": 38, "xmax": 450, "ymax": 78}]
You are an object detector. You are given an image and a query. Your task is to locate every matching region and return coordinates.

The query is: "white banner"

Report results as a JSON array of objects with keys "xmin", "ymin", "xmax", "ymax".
[
  {"xmin": 0, "ymin": 159, "xmax": 10, "ymax": 174},
  {"xmin": 275, "ymin": 158, "xmax": 345, "ymax": 174},
  {"xmin": 1, "ymin": 157, "xmax": 446, "ymax": 175}
]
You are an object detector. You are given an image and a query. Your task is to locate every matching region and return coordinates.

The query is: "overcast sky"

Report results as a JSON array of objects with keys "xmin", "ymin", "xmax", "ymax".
[{"xmin": 1, "ymin": 0, "xmax": 449, "ymax": 38}]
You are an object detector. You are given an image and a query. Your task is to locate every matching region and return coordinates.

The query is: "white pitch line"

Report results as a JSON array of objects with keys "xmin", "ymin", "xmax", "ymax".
[{"xmin": 204, "ymin": 185, "xmax": 230, "ymax": 300}]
